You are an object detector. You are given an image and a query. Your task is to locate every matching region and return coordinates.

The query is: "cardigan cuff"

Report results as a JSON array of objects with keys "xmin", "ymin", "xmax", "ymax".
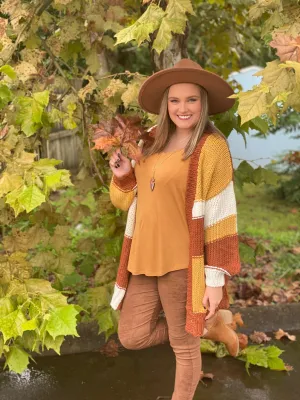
[
  {"xmin": 112, "ymin": 167, "xmax": 136, "ymax": 191},
  {"xmin": 205, "ymin": 267, "xmax": 225, "ymax": 287}
]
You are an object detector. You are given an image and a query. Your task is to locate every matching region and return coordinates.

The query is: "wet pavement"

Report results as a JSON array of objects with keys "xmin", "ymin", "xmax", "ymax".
[{"xmin": 1, "ymin": 332, "xmax": 299, "ymax": 400}]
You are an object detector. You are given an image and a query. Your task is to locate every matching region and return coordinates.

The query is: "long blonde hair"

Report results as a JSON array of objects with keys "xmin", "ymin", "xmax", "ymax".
[{"xmin": 142, "ymin": 84, "xmax": 227, "ymax": 161}]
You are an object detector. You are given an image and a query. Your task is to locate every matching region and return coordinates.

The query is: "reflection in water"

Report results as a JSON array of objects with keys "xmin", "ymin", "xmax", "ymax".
[{"xmin": 0, "ymin": 332, "xmax": 299, "ymax": 400}]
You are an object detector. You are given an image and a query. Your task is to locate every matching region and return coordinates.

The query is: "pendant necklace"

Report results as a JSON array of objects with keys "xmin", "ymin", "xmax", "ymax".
[{"xmin": 150, "ymin": 135, "xmax": 189, "ymax": 191}]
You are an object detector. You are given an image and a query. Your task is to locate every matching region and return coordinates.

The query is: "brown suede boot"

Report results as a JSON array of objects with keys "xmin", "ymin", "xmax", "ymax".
[{"xmin": 202, "ymin": 312, "xmax": 239, "ymax": 357}]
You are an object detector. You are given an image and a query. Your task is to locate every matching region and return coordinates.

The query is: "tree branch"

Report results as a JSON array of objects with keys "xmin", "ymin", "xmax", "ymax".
[{"xmin": 81, "ymin": 102, "xmax": 106, "ymax": 186}]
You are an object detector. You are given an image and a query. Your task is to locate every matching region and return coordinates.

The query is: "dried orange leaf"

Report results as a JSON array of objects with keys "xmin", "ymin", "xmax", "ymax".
[
  {"xmin": 274, "ymin": 329, "xmax": 296, "ymax": 341},
  {"xmin": 233, "ymin": 312, "xmax": 244, "ymax": 327},
  {"xmin": 90, "ymin": 114, "xmax": 144, "ymax": 157},
  {"xmin": 249, "ymin": 331, "xmax": 272, "ymax": 344},
  {"xmin": 99, "ymin": 339, "xmax": 120, "ymax": 357},
  {"xmin": 237, "ymin": 333, "xmax": 248, "ymax": 349}
]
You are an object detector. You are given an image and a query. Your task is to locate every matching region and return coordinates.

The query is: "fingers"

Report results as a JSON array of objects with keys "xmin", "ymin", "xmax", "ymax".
[
  {"xmin": 110, "ymin": 149, "xmax": 122, "ymax": 169},
  {"xmin": 202, "ymin": 293, "xmax": 209, "ymax": 310}
]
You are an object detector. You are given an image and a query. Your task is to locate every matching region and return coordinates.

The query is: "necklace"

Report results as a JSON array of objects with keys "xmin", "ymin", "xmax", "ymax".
[{"xmin": 150, "ymin": 150, "xmax": 179, "ymax": 191}]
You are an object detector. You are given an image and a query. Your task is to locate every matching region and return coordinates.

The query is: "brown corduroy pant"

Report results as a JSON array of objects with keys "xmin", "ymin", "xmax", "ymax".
[{"xmin": 118, "ymin": 269, "xmax": 201, "ymax": 400}]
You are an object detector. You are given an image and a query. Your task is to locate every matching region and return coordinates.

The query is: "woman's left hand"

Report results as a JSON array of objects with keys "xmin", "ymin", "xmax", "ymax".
[{"xmin": 202, "ymin": 286, "xmax": 223, "ymax": 320}]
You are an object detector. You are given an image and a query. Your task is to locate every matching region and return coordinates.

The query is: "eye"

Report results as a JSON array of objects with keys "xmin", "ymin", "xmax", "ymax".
[
  {"xmin": 188, "ymin": 98, "xmax": 197, "ymax": 102},
  {"xmin": 169, "ymin": 99, "xmax": 178, "ymax": 103}
]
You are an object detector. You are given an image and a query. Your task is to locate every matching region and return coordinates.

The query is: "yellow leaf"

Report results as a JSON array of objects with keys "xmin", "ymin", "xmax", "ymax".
[
  {"xmin": 14, "ymin": 61, "xmax": 37, "ymax": 83},
  {"xmin": 153, "ymin": 17, "xmax": 185, "ymax": 55},
  {"xmin": 114, "ymin": 4, "xmax": 164, "ymax": 46},
  {"xmin": 237, "ymin": 87, "xmax": 268, "ymax": 125},
  {"xmin": 78, "ymin": 76, "xmax": 97, "ymax": 102},
  {"xmin": 279, "ymin": 60, "xmax": 300, "ymax": 89},
  {"xmin": 18, "ymin": 185, "xmax": 46, "ymax": 213},
  {"xmin": 121, "ymin": 80, "xmax": 141, "ymax": 108},
  {"xmin": 254, "ymin": 60, "xmax": 295, "ymax": 97},
  {"xmin": 0, "ymin": 173, "xmax": 23, "ymax": 198}
]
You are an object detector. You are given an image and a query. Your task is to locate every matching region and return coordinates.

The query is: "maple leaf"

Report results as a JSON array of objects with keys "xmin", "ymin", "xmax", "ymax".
[
  {"xmin": 90, "ymin": 115, "xmax": 144, "ymax": 160},
  {"xmin": 270, "ymin": 34, "xmax": 300, "ymax": 63},
  {"xmin": 285, "ymin": 364, "xmax": 294, "ymax": 372},
  {"xmin": 237, "ymin": 333, "xmax": 249, "ymax": 349},
  {"xmin": 249, "ymin": 331, "xmax": 272, "ymax": 344},
  {"xmin": 99, "ymin": 338, "xmax": 120, "ymax": 357},
  {"xmin": 229, "ymin": 312, "xmax": 244, "ymax": 331},
  {"xmin": 274, "ymin": 329, "xmax": 296, "ymax": 341}
]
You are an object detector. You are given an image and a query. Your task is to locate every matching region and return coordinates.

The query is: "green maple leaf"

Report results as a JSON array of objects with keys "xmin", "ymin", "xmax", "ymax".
[
  {"xmin": 40, "ymin": 292, "xmax": 68, "ymax": 313},
  {"xmin": 46, "ymin": 305, "xmax": 79, "ymax": 339},
  {"xmin": 25, "ymin": 278, "xmax": 57, "ymax": 295},
  {"xmin": 5, "ymin": 345, "xmax": 30, "ymax": 374},
  {"xmin": 0, "ymin": 65, "xmax": 17, "ymax": 80},
  {"xmin": 22, "ymin": 318, "xmax": 38, "ymax": 332},
  {"xmin": 0, "ymin": 84, "xmax": 13, "ymax": 109},
  {"xmin": 114, "ymin": 4, "xmax": 164, "ymax": 46},
  {"xmin": 18, "ymin": 185, "xmax": 46, "ymax": 213},
  {"xmin": 43, "ymin": 333, "xmax": 64, "ymax": 355},
  {"xmin": 0, "ymin": 309, "xmax": 27, "ymax": 343},
  {"xmin": 32, "ymin": 158, "xmax": 62, "ymax": 173},
  {"xmin": 0, "ymin": 298, "xmax": 15, "ymax": 318},
  {"xmin": 15, "ymin": 91, "xmax": 50, "ymax": 136},
  {"xmin": 96, "ymin": 308, "xmax": 114, "ymax": 335}
]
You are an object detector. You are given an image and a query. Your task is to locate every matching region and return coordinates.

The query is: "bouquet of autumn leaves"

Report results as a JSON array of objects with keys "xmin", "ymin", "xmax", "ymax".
[{"xmin": 90, "ymin": 114, "xmax": 154, "ymax": 161}]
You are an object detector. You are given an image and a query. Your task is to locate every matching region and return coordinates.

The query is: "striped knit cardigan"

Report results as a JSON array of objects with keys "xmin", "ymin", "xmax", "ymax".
[{"xmin": 109, "ymin": 127, "xmax": 241, "ymax": 337}]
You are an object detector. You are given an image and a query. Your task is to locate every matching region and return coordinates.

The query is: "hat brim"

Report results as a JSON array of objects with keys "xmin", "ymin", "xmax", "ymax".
[{"xmin": 138, "ymin": 68, "xmax": 235, "ymax": 115}]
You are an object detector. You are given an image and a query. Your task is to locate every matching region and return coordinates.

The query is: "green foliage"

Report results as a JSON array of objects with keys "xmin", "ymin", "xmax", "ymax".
[
  {"xmin": 201, "ymin": 339, "xmax": 288, "ymax": 374},
  {"xmin": 233, "ymin": 1, "xmax": 300, "ymax": 125},
  {"xmin": 271, "ymin": 168, "xmax": 300, "ymax": 205},
  {"xmin": 115, "ymin": 1, "xmax": 195, "ymax": 54},
  {"xmin": 238, "ymin": 345, "xmax": 286, "ymax": 374},
  {"xmin": 0, "ymin": 278, "xmax": 80, "ymax": 374}
]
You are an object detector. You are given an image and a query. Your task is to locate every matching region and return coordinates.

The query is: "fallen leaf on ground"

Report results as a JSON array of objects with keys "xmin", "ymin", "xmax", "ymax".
[
  {"xmin": 229, "ymin": 312, "xmax": 244, "ymax": 330},
  {"xmin": 201, "ymin": 372, "xmax": 214, "ymax": 380},
  {"xmin": 249, "ymin": 331, "xmax": 272, "ymax": 344},
  {"xmin": 99, "ymin": 339, "xmax": 120, "ymax": 357},
  {"xmin": 285, "ymin": 364, "xmax": 294, "ymax": 372},
  {"xmin": 237, "ymin": 333, "xmax": 248, "ymax": 349},
  {"xmin": 274, "ymin": 329, "xmax": 296, "ymax": 341},
  {"xmin": 290, "ymin": 247, "xmax": 300, "ymax": 255}
]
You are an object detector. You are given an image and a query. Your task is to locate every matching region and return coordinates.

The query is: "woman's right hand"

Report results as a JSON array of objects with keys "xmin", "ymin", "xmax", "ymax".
[{"xmin": 109, "ymin": 148, "xmax": 132, "ymax": 179}]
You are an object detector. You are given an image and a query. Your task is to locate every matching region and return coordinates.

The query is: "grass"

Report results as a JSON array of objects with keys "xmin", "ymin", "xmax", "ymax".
[
  {"xmin": 233, "ymin": 181, "xmax": 300, "ymax": 305},
  {"xmin": 236, "ymin": 182, "xmax": 300, "ymax": 251}
]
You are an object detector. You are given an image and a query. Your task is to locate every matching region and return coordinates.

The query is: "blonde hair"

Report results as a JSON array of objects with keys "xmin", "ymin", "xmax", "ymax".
[{"xmin": 142, "ymin": 84, "xmax": 227, "ymax": 161}]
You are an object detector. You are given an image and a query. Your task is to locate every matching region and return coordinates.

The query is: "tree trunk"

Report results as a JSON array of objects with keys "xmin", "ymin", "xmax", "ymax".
[{"xmin": 149, "ymin": 1, "xmax": 190, "ymax": 71}]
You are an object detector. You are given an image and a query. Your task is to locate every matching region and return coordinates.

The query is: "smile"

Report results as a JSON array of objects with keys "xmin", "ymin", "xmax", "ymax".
[{"xmin": 177, "ymin": 115, "xmax": 192, "ymax": 120}]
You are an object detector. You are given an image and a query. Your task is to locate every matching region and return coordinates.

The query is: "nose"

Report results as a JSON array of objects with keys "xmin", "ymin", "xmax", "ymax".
[{"xmin": 178, "ymin": 102, "xmax": 188, "ymax": 113}]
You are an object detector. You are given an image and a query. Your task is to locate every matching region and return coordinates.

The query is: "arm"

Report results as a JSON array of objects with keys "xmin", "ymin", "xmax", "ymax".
[
  {"xmin": 202, "ymin": 134, "xmax": 241, "ymax": 280},
  {"xmin": 109, "ymin": 166, "xmax": 137, "ymax": 211}
]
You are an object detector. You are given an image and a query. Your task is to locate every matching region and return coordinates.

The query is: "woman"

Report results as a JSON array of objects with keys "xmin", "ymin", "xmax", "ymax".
[{"xmin": 108, "ymin": 59, "xmax": 241, "ymax": 400}]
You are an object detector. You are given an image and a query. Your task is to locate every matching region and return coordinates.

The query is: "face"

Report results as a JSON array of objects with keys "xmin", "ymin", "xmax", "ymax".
[{"xmin": 167, "ymin": 83, "xmax": 202, "ymax": 131}]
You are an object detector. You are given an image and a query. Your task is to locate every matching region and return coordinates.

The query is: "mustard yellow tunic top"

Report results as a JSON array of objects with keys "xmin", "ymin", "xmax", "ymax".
[{"xmin": 127, "ymin": 149, "xmax": 190, "ymax": 276}]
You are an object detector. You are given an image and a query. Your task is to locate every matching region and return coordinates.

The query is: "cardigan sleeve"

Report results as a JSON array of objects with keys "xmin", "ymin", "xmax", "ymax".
[
  {"xmin": 202, "ymin": 134, "xmax": 241, "ymax": 278},
  {"xmin": 109, "ymin": 167, "xmax": 137, "ymax": 211}
]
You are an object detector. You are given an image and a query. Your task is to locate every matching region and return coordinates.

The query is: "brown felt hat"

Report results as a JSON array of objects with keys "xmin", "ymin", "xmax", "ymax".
[{"xmin": 138, "ymin": 58, "xmax": 235, "ymax": 115}]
